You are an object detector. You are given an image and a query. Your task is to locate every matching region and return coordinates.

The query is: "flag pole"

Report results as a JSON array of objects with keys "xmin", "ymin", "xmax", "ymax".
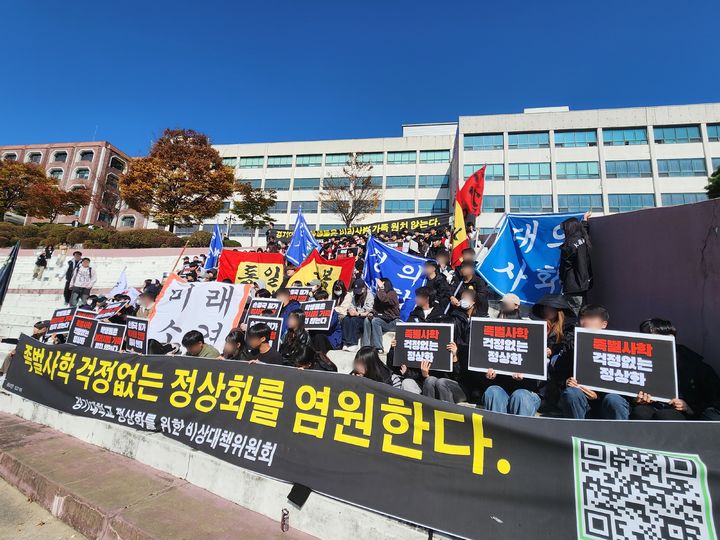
[{"xmin": 168, "ymin": 240, "xmax": 190, "ymax": 277}]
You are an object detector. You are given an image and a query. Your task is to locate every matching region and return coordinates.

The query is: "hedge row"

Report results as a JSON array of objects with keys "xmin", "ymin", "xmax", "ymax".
[{"xmin": 0, "ymin": 223, "xmax": 230, "ymax": 249}]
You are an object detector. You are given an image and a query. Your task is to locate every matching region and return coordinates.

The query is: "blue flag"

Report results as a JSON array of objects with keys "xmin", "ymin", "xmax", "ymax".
[
  {"xmin": 286, "ymin": 209, "xmax": 321, "ymax": 266},
  {"xmin": 204, "ymin": 224, "xmax": 224, "ymax": 270},
  {"xmin": 362, "ymin": 235, "xmax": 427, "ymax": 321},
  {"xmin": 477, "ymin": 212, "xmax": 584, "ymax": 304}
]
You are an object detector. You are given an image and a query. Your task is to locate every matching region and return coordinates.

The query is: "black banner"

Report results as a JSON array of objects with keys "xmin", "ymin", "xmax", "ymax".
[
  {"xmin": 244, "ymin": 298, "xmax": 282, "ymax": 323},
  {"xmin": 90, "ymin": 321, "xmax": 127, "ymax": 352},
  {"xmin": 393, "ymin": 322, "xmax": 454, "ymax": 372},
  {"xmin": 275, "ymin": 214, "xmax": 452, "ymax": 240},
  {"xmin": 67, "ymin": 316, "xmax": 98, "ymax": 347},
  {"xmin": 287, "ymin": 286, "xmax": 313, "ymax": 303},
  {"xmin": 48, "ymin": 307, "xmax": 76, "ymax": 335},
  {"xmin": 4, "ymin": 335, "xmax": 720, "ymax": 540},
  {"xmin": 574, "ymin": 328, "xmax": 678, "ymax": 402},
  {"xmin": 246, "ymin": 316, "xmax": 283, "ymax": 352},
  {"xmin": 468, "ymin": 318, "xmax": 548, "ymax": 380},
  {"xmin": 301, "ymin": 300, "xmax": 335, "ymax": 331},
  {"xmin": 126, "ymin": 316, "xmax": 148, "ymax": 355}
]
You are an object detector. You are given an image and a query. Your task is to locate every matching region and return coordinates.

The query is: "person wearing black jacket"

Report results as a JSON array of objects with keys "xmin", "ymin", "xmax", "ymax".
[
  {"xmin": 559, "ymin": 213, "xmax": 592, "ymax": 315},
  {"xmin": 279, "ymin": 311, "xmax": 311, "ymax": 366},
  {"xmin": 450, "ymin": 261, "xmax": 489, "ymax": 317},
  {"xmin": 423, "ymin": 261, "xmax": 451, "ymax": 309},
  {"xmin": 64, "ymin": 251, "xmax": 83, "ymax": 305}
]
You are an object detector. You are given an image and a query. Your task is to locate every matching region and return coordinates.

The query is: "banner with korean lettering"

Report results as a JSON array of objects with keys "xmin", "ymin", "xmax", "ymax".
[
  {"xmin": 275, "ymin": 214, "xmax": 452, "ymax": 240},
  {"xmin": 243, "ymin": 298, "xmax": 282, "ymax": 323},
  {"xmin": 67, "ymin": 316, "xmax": 98, "ymax": 347},
  {"xmin": 286, "ymin": 286, "xmax": 313, "ymax": 303},
  {"xmin": 574, "ymin": 328, "xmax": 678, "ymax": 402},
  {"xmin": 126, "ymin": 316, "xmax": 149, "ymax": 355},
  {"xmin": 467, "ymin": 318, "xmax": 548, "ymax": 380},
  {"xmin": 148, "ymin": 274, "xmax": 251, "ymax": 351},
  {"xmin": 362, "ymin": 235, "xmax": 427, "ymax": 321},
  {"xmin": 91, "ymin": 321, "xmax": 126, "ymax": 352},
  {"xmin": 5, "ymin": 335, "xmax": 720, "ymax": 540},
  {"xmin": 217, "ymin": 251, "xmax": 285, "ymax": 293},
  {"xmin": 477, "ymin": 212, "xmax": 584, "ymax": 304},
  {"xmin": 301, "ymin": 300, "xmax": 335, "ymax": 331},
  {"xmin": 48, "ymin": 307, "xmax": 76, "ymax": 335},
  {"xmin": 291, "ymin": 249, "xmax": 355, "ymax": 292}
]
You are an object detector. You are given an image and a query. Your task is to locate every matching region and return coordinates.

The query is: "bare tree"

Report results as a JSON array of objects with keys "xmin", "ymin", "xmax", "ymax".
[{"xmin": 319, "ymin": 153, "xmax": 381, "ymax": 227}]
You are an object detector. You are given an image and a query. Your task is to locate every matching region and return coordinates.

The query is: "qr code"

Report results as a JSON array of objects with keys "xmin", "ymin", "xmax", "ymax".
[{"xmin": 573, "ymin": 437, "xmax": 716, "ymax": 540}]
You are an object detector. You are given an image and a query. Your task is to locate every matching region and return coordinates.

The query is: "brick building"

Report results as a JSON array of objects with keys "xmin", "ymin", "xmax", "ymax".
[{"xmin": 0, "ymin": 141, "xmax": 145, "ymax": 228}]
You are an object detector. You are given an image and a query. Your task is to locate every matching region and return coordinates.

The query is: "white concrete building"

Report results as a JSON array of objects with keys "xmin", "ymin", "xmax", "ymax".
[{"xmin": 198, "ymin": 103, "xmax": 719, "ymax": 241}]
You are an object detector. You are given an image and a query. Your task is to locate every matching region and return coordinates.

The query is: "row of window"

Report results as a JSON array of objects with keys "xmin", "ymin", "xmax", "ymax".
[
  {"xmin": 239, "ymin": 174, "xmax": 450, "ymax": 191},
  {"xmin": 252, "ymin": 192, "xmax": 707, "ymax": 216},
  {"xmin": 2, "ymin": 151, "xmax": 126, "ymax": 171},
  {"xmin": 464, "ymin": 124, "xmax": 720, "ymax": 150},
  {"xmin": 224, "ymin": 149, "xmax": 451, "ymax": 169},
  {"xmin": 463, "ymin": 158, "xmax": 712, "ymax": 180}
]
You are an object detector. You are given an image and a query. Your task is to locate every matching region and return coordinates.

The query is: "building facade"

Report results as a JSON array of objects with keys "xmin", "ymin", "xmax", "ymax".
[
  {"xmin": 0, "ymin": 141, "xmax": 145, "ymax": 228},
  {"xmin": 205, "ymin": 103, "xmax": 718, "ymax": 242}
]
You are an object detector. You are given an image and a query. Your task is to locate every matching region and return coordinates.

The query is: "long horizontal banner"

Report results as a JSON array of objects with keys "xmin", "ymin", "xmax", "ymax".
[
  {"xmin": 275, "ymin": 214, "xmax": 451, "ymax": 240},
  {"xmin": 4, "ymin": 335, "xmax": 719, "ymax": 539}
]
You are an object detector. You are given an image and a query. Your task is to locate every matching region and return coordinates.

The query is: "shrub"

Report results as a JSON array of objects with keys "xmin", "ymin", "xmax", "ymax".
[
  {"xmin": 20, "ymin": 236, "xmax": 42, "ymax": 249},
  {"xmin": 66, "ymin": 229, "xmax": 92, "ymax": 245},
  {"xmin": 36, "ymin": 224, "xmax": 72, "ymax": 243},
  {"xmin": 223, "ymin": 238, "xmax": 242, "ymax": 247},
  {"xmin": 0, "ymin": 223, "xmax": 20, "ymax": 237},
  {"xmin": 14, "ymin": 225, "xmax": 43, "ymax": 239},
  {"xmin": 186, "ymin": 230, "xmax": 212, "ymax": 247},
  {"xmin": 108, "ymin": 229, "xmax": 184, "ymax": 249},
  {"xmin": 0, "ymin": 236, "xmax": 12, "ymax": 248}
]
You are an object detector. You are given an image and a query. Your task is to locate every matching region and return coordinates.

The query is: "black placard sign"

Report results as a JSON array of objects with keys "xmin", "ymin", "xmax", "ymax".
[
  {"xmin": 393, "ymin": 322, "xmax": 454, "ymax": 372},
  {"xmin": 76, "ymin": 307, "xmax": 97, "ymax": 319},
  {"xmin": 244, "ymin": 298, "xmax": 282, "ymax": 323},
  {"xmin": 67, "ymin": 316, "xmax": 98, "ymax": 347},
  {"xmin": 48, "ymin": 307, "xmax": 76, "ymax": 335},
  {"xmin": 573, "ymin": 328, "xmax": 678, "ymax": 402},
  {"xmin": 95, "ymin": 300, "xmax": 128, "ymax": 320},
  {"xmin": 126, "ymin": 316, "xmax": 149, "ymax": 355},
  {"xmin": 6, "ymin": 334, "xmax": 719, "ymax": 540},
  {"xmin": 246, "ymin": 316, "xmax": 283, "ymax": 352},
  {"xmin": 91, "ymin": 321, "xmax": 127, "ymax": 352},
  {"xmin": 287, "ymin": 287, "xmax": 313, "ymax": 303},
  {"xmin": 467, "ymin": 318, "xmax": 548, "ymax": 380},
  {"xmin": 301, "ymin": 300, "xmax": 335, "ymax": 331}
]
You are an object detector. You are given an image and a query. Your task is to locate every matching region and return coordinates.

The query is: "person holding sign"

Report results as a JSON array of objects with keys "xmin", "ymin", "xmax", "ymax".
[
  {"xmin": 362, "ymin": 278, "xmax": 400, "ymax": 353},
  {"xmin": 558, "ymin": 305, "xmax": 632, "ymax": 420},
  {"xmin": 308, "ymin": 290, "xmax": 342, "ymax": 353},
  {"xmin": 276, "ymin": 287, "xmax": 302, "ymax": 339},
  {"xmin": 630, "ymin": 319, "xmax": 720, "ymax": 421}
]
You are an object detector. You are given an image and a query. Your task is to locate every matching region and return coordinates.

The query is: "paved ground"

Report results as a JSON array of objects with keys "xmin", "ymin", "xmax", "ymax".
[{"xmin": 0, "ymin": 476, "xmax": 85, "ymax": 540}]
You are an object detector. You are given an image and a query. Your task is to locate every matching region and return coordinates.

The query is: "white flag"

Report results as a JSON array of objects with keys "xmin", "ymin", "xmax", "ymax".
[{"xmin": 108, "ymin": 269, "xmax": 141, "ymax": 303}]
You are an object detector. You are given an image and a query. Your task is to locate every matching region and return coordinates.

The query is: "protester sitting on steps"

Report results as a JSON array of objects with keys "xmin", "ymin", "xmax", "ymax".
[
  {"xmin": 308, "ymin": 290, "xmax": 342, "ymax": 353},
  {"xmin": 497, "ymin": 293, "xmax": 522, "ymax": 319},
  {"xmin": 279, "ymin": 311, "xmax": 312, "ymax": 366},
  {"xmin": 331, "ymin": 280, "xmax": 352, "ymax": 320},
  {"xmin": 237, "ymin": 323, "xmax": 284, "ymax": 365},
  {"xmin": 181, "ymin": 330, "xmax": 220, "ymax": 359},
  {"xmin": 341, "ymin": 278, "xmax": 374, "ymax": 352},
  {"xmin": 276, "ymin": 287, "xmax": 301, "ymax": 339},
  {"xmin": 351, "ymin": 346, "xmax": 402, "ymax": 388},
  {"xmin": 630, "ymin": 318, "xmax": 720, "ymax": 421},
  {"xmin": 361, "ymin": 277, "xmax": 400, "ymax": 354},
  {"xmin": 557, "ymin": 305, "xmax": 631, "ymax": 420}
]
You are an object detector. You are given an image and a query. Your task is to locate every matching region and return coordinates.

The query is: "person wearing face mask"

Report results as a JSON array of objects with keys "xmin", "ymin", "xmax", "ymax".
[
  {"xmin": 237, "ymin": 323, "xmax": 284, "ymax": 365},
  {"xmin": 362, "ymin": 278, "xmax": 400, "ymax": 354},
  {"xmin": 309, "ymin": 290, "xmax": 342, "ymax": 353},
  {"xmin": 331, "ymin": 280, "xmax": 352, "ymax": 320},
  {"xmin": 341, "ymin": 279, "xmax": 374, "ymax": 352},
  {"xmin": 449, "ymin": 261, "xmax": 489, "ymax": 316}
]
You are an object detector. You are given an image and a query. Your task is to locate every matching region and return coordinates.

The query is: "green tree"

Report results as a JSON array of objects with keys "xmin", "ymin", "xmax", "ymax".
[
  {"xmin": 0, "ymin": 161, "xmax": 57, "ymax": 221},
  {"xmin": 231, "ymin": 181, "xmax": 277, "ymax": 245},
  {"xmin": 120, "ymin": 128, "xmax": 234, "ymax": 232},
  {"xmin": 319, "ymin": 153, "xmax": 381, "ymax": 227},
  {"xmin": 707, "ymin": 165, "xmax": 720, "ymax": 199}
]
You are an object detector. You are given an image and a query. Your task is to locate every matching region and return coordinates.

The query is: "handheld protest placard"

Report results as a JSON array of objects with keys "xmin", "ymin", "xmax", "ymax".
[
  {"xmin": 95, "ymin": 300, "xmax": 128, "ymax": 320},
  {"xmin": 393, "ymin": 322, "xmax": 454, "ymax": 372},
  {"xmin": 573, "ymin": 328, "xmax": 678, "ymax": 402},
  {"xmin": 91, "ymin": 321, "xmax": 127, "ymax": 352},
  {"xmin": 126, "ymin": 316, "xmax": 149, "ymax": 354},
  {"xmin": 467, "ymin": 318, "xmax": 548, "ymax": 380},
  {"xmin": 243, "ymin": 297, "xmax": 282, "ymax": 324},
  {"xmin": 47, "ymin": 307, "xmax": 77, "ymax": 335},
  {"xmin": 67, "ymin": 316, "xmax": 99, "ymax": 347},
  {"xmin": 246, "ymin": 316, "xmax": 283, "ymax": 352},
  {"xmin": 287, "ymin": 287, "xmax": 313, "ymax": 303},
  {"xmin": 301, "ymin": 300, "xmax": 335, "ymax": 331}
]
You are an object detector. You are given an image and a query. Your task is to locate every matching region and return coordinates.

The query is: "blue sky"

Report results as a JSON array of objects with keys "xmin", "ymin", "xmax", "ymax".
[{"xmin": 1, "ymin": 0, "xmax": 718, "ymax": 156}]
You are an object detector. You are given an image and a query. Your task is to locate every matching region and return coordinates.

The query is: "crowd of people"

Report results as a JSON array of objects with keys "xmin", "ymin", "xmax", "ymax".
[{"xmin": 9, "ymin": 216, "xmax": 720, "ymax": 423}]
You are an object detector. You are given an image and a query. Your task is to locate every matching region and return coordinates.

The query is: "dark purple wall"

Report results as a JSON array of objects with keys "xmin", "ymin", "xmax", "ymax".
[{"xmin": 588, "ymin": 198, "xmax": 720, "ymax": 369}]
